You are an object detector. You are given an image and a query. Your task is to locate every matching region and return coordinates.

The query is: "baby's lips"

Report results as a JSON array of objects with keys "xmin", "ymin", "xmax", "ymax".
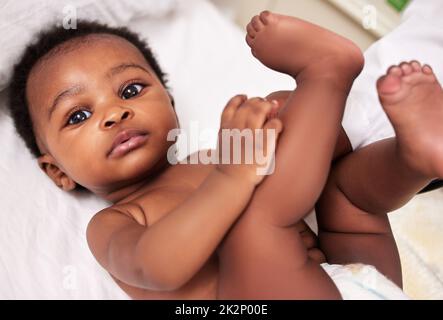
[
  {"xmin": 108, "ymin": 134, "xmax": 149, "ymax": 159},
  {"xmin": 107, "ymin": 128, "xmax": 149, "ymax": 157}
]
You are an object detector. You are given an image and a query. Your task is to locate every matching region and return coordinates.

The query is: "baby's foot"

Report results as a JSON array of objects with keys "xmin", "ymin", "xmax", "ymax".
[
  {"xmin": 245, "ymin": 11, "xmax": 364, "ymax": 83},
  {"xmin": 378, "ymin": 61, "xmax": 443, "ymax": 178}
]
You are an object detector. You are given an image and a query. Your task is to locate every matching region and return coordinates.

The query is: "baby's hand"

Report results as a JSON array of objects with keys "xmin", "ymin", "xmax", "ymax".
[{"xmin": 216, "ymin": 95, "xmax": 283, "ymax": 185}]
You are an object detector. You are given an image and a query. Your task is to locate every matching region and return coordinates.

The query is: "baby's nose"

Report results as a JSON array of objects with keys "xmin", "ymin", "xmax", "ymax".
[{"xmin": 103, "ymin": 109, "xmax": 133, "ymax": 128}]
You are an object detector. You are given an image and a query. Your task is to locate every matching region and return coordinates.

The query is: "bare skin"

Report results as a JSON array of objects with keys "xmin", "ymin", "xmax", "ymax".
[
  {"xmin": 316, "ymin": 61, "xmax": 443, "ymax": 288},
  {"xmin": 217, "ymin": 11, "xmax": 364, "ymax": 299},
  {"xmin": 25, "ymin": 32, "xmax": 325, "ymax": 300}
]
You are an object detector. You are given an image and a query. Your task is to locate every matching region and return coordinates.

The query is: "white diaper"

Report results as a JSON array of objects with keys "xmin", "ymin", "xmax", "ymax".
[{"xmin": 322, "ymin": 263, "xmax": 409, "ymax": 300}]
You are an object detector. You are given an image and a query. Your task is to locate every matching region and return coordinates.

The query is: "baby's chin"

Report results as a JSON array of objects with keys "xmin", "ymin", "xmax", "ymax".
[
  {"xmin": 82, "ymin": 156, "xmax": 168, "ymax": 193},
  {"xmin": 68, "ymin": 141, "xmax": 174, "ymax": 194}
]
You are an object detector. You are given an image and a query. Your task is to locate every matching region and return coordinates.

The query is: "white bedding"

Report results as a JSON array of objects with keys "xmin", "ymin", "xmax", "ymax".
[{"xmin": 0, "ymin": 0, "xmax": 441, "ymax": 299}]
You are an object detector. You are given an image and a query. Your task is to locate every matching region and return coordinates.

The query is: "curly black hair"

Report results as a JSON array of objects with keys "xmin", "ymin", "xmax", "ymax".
[{"xmin": 7, "ymin": 20, "xmax": 171, "ymax": 159}]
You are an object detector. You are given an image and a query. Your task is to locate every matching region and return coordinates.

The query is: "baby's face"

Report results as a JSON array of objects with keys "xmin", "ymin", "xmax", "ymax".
[{"xmin": 26, "ymin": 34, "xmax": 178, "ymax": 196}]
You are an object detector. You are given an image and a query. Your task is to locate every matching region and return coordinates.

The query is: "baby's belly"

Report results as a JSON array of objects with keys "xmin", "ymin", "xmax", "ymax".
[{"xmin": 112, "ymin": 256, "xmax": 219, "ymax": 300}]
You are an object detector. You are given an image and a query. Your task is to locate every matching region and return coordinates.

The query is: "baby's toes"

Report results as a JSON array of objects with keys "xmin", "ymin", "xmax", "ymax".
[
  {"xmin": 421, "ymin": 65, "xmax": 439, "ymax": 85},
  {"xmin": 246, "ymin": 22, "xmax": 256, "ymax": 39},
  {"xmin": 410, "ymin": 60, "xmax": 422, "ymax": 72},
  {"xmin": 259, "ymin": 10, "xmax": 274, "ymax": 25},
  {"xmin": 377, "ymin": 74, "xmax": 402, "ymax": 96},
  {"xmin": 245, "ymin": 34, "xmax": 254, "ymax": 48},
  {"xmin": 251, "ymin": 15, "xmax": 265, "ymax": 32},
  {"xmin": 387, "ymin": 65, "xmax": 403, "ymax": 77},
  {"xmin": 399, "ymin": 62, "xmax": 413, "ymax": 75},
  {"xmin": 423, "ymin": 64, "xmax": 434, "ymax": 75}
]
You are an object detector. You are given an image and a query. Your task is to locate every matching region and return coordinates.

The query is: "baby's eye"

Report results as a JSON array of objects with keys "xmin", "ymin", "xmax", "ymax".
[
  {"xmin": 67, "ymin": 110, "xmax": 92, "ymax": 125},
  {"xmin": 121, "ymin": 83, "xmax": 145, "ymax": 100}
]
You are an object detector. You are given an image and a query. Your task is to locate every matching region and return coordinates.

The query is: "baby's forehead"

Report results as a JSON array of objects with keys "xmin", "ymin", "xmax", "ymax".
[
  {"xmin": 26, "ymin": 33, "xmax": 152, "ymax": 125},
  {"xmin": 32, "ymin": 34, "xmax": 148, "ymax": 75},
  {"xmin": 27, "ymin": 34, "xmax": 152, "ymax": 98}
]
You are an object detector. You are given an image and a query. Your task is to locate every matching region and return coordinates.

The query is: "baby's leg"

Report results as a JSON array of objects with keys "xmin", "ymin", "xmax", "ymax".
[
  {"xmin": 267, "ymin": 90, "xmax": 354, "ymax": 160},
  {"xmin": 316, "ymin": 165, "xmax": 403, "ymax": 286},
  {"xmin": 324, "ymin": 62, "xmax": 443, "ymax": 215},
  {"xmin": 316, "ymin": 62, "xmax": 443, "ymax": 287},
  {"xmin": 243, "ymin": 11, "xmax": 363, "ymax": 228},
  {"xmin": 217, "ymin": 12, "xmax": 363, "ymax": 299}
]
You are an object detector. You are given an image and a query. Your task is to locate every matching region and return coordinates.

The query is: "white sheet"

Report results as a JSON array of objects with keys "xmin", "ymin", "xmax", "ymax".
[{"xmin": 0, "ymin": 0, "xmax": 440, "ymax": 299}]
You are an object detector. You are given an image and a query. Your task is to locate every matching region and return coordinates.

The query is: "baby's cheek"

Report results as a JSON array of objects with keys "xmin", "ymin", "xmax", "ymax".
[{"xmin": 66, "ymin": 160, "xmax": 106, "ymax": 188}]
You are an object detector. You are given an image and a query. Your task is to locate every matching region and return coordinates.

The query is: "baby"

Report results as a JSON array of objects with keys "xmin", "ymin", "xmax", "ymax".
[{"xmin": 7, "ymin": 10, "xmax": 443, "ymax": 299}]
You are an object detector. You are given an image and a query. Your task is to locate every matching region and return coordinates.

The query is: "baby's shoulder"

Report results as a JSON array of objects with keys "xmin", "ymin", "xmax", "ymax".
[{"xmin": 86, "ymin": 202, "xmax": 148, "ymax": 243}]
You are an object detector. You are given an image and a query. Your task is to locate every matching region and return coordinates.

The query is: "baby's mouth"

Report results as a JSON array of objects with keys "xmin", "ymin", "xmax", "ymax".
[{"xmin": 108, "ymin": 129, "xmax": 149, "ymax": 159}]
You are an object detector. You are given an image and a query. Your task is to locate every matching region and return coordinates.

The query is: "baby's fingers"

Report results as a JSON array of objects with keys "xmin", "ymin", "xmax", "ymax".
[
  {"xmin": 244, "ymin": 98, "xmax": 275, "ymax": 130},
  {"xmin": 221, "ymin": 94, "xmax": 247, "ymax": 127}
]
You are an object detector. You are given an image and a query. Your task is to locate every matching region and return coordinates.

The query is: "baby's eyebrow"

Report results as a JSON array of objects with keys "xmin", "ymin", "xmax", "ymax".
[
  {"xmin": 47, "ymin": 63, "xmax": 151, "ymax": 121},
  {"xmin": 107, "ymin": 63, "xmax": 151, "ymax": 78},
  {"xmin": 48, "ymin": 84, "xmax": 85, "ymax": 121}
]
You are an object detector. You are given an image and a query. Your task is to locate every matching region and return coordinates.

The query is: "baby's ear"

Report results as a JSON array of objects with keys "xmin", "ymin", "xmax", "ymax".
[{"xmin": 37, "ymin": 154, "xmax": 77, "ymax": 191}]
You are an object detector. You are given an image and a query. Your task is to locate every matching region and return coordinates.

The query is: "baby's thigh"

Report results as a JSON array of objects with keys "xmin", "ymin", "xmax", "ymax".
[
  {"xmin": 219, "ymin": 212, "xmax": 309, "ymax": 272},
  {"xmin": 217, "ymin": 212, "xmax": 339, "ymax": 299}
]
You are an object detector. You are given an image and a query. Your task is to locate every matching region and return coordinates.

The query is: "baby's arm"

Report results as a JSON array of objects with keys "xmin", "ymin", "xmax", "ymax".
[
  {"xmin": 86, "ymin": 95, "xmax": 282, "ymax": 291},
  {"xmin": 265, "ymin": 90, "xmax": 353, "ymax": 160}
]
